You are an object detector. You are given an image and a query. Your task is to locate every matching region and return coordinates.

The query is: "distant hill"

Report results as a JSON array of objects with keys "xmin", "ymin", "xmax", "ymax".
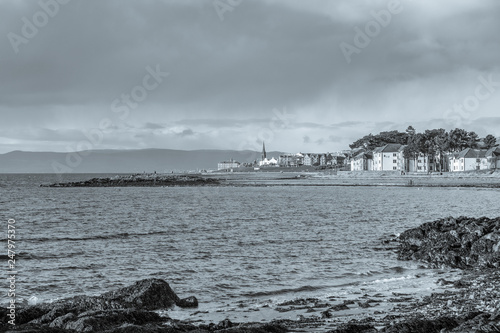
[{"xmin": 0, "ymin": 149, "xmax": 286, "ymax": 173}]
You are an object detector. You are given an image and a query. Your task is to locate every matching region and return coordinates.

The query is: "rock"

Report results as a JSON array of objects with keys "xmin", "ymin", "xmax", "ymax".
[
  {"xmin": 217, "ymin": 318, "xmax": 234, "ymax": 329},
  {"xmin": 30, "ymin": 307, "xmax": 70, "ymax": 325},
  {"xmin": 49, "ymin": 313, "xmax": 76, "ymax": 328},
  {"xmin": 100, "ymin": 278, "xmax": 180, "ymax": 310},
  {"xmin": 381, "ymin": 316, "xmax": 460, "ymax": 333},
  {"xmin": 176, "ymin": 296, "xmax": 199, "ymax": 308},
  {"xmin": 60, "ymin": 309, "xmax": 163, "ymax": 332},
  {"xmin": 45, "ymin": 278, "xmax": 180, "ymax": 313},
  {"xmin": 331, "ymin": 303, "xmax": 350, "ymax": 311},
  {"xmin": 42, "ymin": 174, "xmax": 221, "ymax": 187},
  {"xmin": 321, "ymin": 310, "xmax": 333, "ymax": 318},
  {"xmin": 448, "ymin": 312, "xmax": 498, "ymax": 333},
  {"xmin": 228, "ymin": 323, "xmax": 288, "ymax": 333},
  {"xmin": 3, "ymin": 279, "xmax": 192, "ymax": 332},
  {"xmin": 358, "ymin": 301, "xmax": 374, "ymax": 309},
  {"xmin": 14, "ymin": 306, "xmax": 51, "ymax": 325},
  {"xmin": 437, "ymin": 278, "xmax": 455, "ymax": 286},
  {"xmin": 398, "ymin": 216, "xmax": 500, "ymax": 269},
  {"xmin": 328, "ymin": 323, "xmax": 377, "ymax": 333}
]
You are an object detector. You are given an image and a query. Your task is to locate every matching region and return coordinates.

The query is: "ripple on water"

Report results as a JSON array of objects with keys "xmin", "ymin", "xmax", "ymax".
[{"xmin": 2, "ymin": 174, "xmax": 500, "ymax": 323}]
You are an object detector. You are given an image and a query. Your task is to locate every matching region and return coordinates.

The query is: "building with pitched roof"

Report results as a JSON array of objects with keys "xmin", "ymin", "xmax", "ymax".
[
  {"xmin": 279, "ymin": 153, "xmax": 303, "ymax": 167},
  {"xmin": 217, "ymin": 159, "xmax": 240, "ymax": 171},
  {"xmin": 486, "ymin": 147, "xmax": 500, "ymax": 170},
  {"xmin": 351, "ymin": 150, "xmax": 373, "ymax": 171},
  {"xmin": 372, "ymin": 144, "xmax": 402, "ymax": 171},
  {"xmin": 448, "ymin": 148, "xmax": 488, "ymax": 172}
]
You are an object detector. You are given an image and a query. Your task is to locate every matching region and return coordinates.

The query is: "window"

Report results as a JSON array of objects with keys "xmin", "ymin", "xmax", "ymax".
[
  {"xmin": 393, "ymin": 160, "xmax": 397, "ymax": 163},
  {"xmin": 418, "ymin": 166, "xmax": 422, "ymax": 170},
  {"xmin": 393, "ymin": 153, "xmax": 397, "ymax": 157},
  {"xmin": 393, "ymin": 167, "xmax": 397, "ymax": 170},
  {"xmin": 418, "ymin": 160, "xmax": 422, "ymax": 163},
  {"xmin": 476, "ymin": 159, "xmax": 481, "ymax": 163}
]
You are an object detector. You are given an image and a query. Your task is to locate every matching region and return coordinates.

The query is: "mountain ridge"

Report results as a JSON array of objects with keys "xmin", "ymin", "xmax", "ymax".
[{"xmin": 0, "ymin": 149, "xmax": 286, "ymax": 173}]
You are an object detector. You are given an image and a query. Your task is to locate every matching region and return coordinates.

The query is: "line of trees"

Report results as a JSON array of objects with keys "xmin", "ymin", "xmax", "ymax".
[{"xmin": 350, "ymin": 127, "xmax": 498, "ymax": 172}]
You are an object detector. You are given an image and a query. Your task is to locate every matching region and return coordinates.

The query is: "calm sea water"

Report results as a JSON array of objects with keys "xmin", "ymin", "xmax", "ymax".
[{"xmin": 2, "ymin": 173, "xmax": 500, "ymax": 323}]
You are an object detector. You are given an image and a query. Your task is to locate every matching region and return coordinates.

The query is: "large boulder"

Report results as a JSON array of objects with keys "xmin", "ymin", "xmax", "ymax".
[
  {"xmin": 1, "ymin": 279, "xmax": 196, "ymax": 331},
  {"xmin": 45, "ymin": 278, "xmax": 182, "ymax": 314},
  {"xmin": 176, "ymin": 296, "xmax": 199, "ymax": 308},
  {"xmin": 398, "ymin": 216, "xmax": 500, "ymax": 269},
  {"xmin": 100, "ymin": 278, "xmax": 181, "ymax": 310}
]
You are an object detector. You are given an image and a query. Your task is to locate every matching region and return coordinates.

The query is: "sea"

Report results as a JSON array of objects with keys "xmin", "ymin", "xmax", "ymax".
[{"xmin": 2, "ymin": 173, "xmax": 500, "ymax": 325}]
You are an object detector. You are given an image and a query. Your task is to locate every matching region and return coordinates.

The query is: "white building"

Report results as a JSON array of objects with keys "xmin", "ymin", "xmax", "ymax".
[
  {"xmin": 486, "ymin": 147, "xmax": 500, "ymax": 170},
  {"xmin": 303, "ymin": 154, "xmax": 312, "ymax": 166},
  {"xmin": 448, "ymin": 148, "xmax": 488, "ymax": 172},
  {"xmin": 372, "ymin": 144, "xmax": 402, "ymax": 171},
  {"xmin": 259, "ymin": 157, "xmax": 278, "ymax": 167},
  {"xmin": 351, "ymin": 151, "xmax": 373, "ymax": 171},
  {"xmin": 279, "ymin": 153, "xmax": 304, "ymax": 167},
  {"xmin": 217, "ymin": 160, "xmax": 240, "ymax": 171},
  {"xmin": 407, "ymin": 153, "xmax": 432, "ymax": 173}
]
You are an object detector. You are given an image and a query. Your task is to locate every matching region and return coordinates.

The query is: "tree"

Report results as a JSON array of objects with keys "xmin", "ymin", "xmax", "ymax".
[
  {"xmin": 405, "ymin": 126, "xmax": 416, "ymax": 138},
  {"xmin": 448, "ymin": 128, "xmax": 470, "ymax": 152},
  {"xmin": 467, "ymin": 131, "xmax": 480, "ymax": 149},
  {"xmin": 422, "ymin": 129, "xmax": 448, "ymax": 172},
  {"xmin": 483, "ymin": 134, "xmax": 497, "ymax": 149},
  {"xmin": 403, "ymin": 133, "xmax": 424, "ymax": 172},
  {"xmin": 349, "ymin": 130, "xmax": 408, "ymax": 150}
]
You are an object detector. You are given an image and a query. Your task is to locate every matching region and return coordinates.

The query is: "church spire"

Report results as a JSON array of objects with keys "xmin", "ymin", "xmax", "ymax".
[{"xmin": 262, "ymin": 141, "xmax": 267, "ymax": 161}]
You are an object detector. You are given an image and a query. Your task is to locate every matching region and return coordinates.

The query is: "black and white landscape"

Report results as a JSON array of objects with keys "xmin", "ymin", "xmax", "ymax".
[{"xmin": 1, "ymin": 1, "xmax": 500, "ymax": 332}]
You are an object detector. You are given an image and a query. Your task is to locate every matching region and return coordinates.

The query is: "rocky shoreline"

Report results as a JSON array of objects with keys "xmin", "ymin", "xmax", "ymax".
[
  {"xmin": 41, "ymin": 174, "xmax": 221, "ymax": 187},
  {"xmin": 3, "ymin": 217, "xmax": 499, "ymax": 332}
]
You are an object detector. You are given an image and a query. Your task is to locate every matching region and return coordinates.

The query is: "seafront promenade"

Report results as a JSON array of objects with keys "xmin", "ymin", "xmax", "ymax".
[
  {"xmin": 213, "ymin": 170, "xmax": 500, "ymax": 188},
  {"xmin": 40, "ymin": 170, "xmax": 500, "ymax": 189}
]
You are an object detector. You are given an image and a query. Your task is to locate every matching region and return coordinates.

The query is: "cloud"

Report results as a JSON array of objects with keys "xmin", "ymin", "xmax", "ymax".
[
  {"xmin": 143, "ymin": 123, "xmax": 165, "ymax": 130},
  {"xmin": 0, "ymin": 0, "xmax": 499, "ymax": 154},
  {"xmin": 178, "ymin": 128, "xmax": 194, "ymax": 137}
]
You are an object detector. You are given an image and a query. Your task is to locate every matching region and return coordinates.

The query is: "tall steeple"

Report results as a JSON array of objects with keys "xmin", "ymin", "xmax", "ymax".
[{"xmin": 262, "ymin": 141, "xmax": 267, "ymax": 161}]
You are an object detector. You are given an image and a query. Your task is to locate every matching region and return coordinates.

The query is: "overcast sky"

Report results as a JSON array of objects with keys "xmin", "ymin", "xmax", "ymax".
[{"xmin": 1, "ymin": 0, "xmax": 499, "ymax": 154}]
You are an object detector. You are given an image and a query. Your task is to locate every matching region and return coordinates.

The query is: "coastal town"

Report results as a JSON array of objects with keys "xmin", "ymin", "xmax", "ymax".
[{"xmin": 218, "ymin": 128, "xmax": 500, "ymax": 173}]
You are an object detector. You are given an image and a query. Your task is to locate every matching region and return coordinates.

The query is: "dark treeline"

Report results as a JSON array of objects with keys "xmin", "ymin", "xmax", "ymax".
[{"xmin": 350, "ymin": 127, "xmax": 498, "ymax": 171}]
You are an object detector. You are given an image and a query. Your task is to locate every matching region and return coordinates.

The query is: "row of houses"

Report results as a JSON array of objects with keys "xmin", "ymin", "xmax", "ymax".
[
  {"xmin": 217, "ymin": 143, "xmax": 500, "ymax": 172},
  {"xmin": 217, "ymin": 152, "xmax": 350, "ymax": 170},
  {"xmin": 351, "ymin": 144, "xmax": 500, "ymax": 173},
  {"xmin": 278, "ymin": 152, "xmax": 348, "ymax": 168}
]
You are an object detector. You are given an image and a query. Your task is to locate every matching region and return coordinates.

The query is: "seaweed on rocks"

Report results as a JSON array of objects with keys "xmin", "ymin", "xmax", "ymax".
[
  {"xmin": 398, "ymin": 216, "xmax": 500, "ymax": 269},
  {"xmin": 41, "ymin": 174, "xmax": 221, "ymax": 187}
]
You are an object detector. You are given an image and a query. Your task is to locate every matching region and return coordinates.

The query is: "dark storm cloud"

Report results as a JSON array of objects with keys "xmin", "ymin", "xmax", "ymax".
[
  {"xmin": 1, "ymin": 0, "xmax": 499, "ymax": 153},
  {"xmin": 178, "ymin": 128, "xmax": 194, "ymax": 137},
  {"xmin": 0, "ymin": 0, "xmax": 340, "ymax": 113}
]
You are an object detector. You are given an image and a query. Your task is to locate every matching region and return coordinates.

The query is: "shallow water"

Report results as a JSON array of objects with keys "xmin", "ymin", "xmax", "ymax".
[{"xmin": 2, "ymin": 173, "xmax": 500, "ymax": 324}]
